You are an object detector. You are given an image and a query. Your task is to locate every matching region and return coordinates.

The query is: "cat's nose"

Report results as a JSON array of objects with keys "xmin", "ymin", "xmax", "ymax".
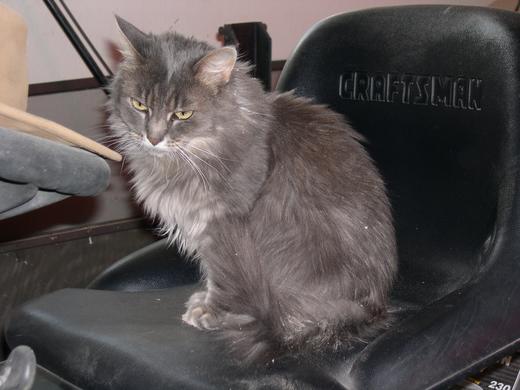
[
  {"xmin": 147, "ymin": 135, "xmax": 162, "ymax": 146},
  {"xmin": 146, "ymin": 122, "xmax": 167, "ymax": 146}
]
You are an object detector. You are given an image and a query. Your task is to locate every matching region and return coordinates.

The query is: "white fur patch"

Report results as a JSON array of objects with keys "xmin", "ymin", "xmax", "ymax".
[{"xmin": 129, "ymin": 156, "xmax": 223, "ymax": 256}]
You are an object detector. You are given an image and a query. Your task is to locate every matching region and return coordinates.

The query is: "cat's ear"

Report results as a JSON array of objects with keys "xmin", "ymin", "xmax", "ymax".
[
  {"xmin": 194, "ymin": 47, "xmax": 237, "ymax": 90},
  {"xmin": 115, "ymin": 15, "xmax": 149, "ymax": 58}
]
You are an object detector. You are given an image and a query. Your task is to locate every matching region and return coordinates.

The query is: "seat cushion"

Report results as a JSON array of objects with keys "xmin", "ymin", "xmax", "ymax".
[
  {"xmin": 88, "ymin": 239, "xmax": 200, "ymax": 292},
  {"xmin": 5, "ymin": 285, "xmax": 350, "ymax": 390}
]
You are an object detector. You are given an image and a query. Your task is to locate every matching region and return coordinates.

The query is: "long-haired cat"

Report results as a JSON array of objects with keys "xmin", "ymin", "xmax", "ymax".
[{"xmin": 108, "ymin": 16, "xmax": 397, "ymax": 364}]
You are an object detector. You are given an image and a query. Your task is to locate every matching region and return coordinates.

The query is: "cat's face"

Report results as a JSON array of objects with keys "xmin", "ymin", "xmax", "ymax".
[{"xmin": 108, "ymin": 17, "xmax": 238, "ymax": 159}]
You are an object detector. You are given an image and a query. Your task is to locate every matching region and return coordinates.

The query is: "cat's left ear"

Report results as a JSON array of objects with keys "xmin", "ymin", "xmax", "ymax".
[{"xmin": 194, "ymin": 47, "xmax": 237, "ymax": 90}]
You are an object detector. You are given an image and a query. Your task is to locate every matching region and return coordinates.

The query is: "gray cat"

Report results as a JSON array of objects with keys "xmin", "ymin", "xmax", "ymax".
[{"xmin": 108, "ymin": 16, "xmax": 397, "ymax": 364}]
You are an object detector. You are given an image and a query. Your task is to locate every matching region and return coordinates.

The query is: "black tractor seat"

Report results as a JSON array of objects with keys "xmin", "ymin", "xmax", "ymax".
[{"xmin": 5, "ymin": 5, "xmax": 520, "ymax": 389}]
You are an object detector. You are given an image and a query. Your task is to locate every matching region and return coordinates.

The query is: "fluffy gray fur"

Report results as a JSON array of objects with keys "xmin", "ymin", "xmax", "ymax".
[{"xmin": 107, "ymin": 16, "xmax": 397, "ymax": 364}]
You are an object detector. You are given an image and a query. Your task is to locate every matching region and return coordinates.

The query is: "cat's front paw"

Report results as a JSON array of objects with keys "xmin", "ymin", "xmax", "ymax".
[{"xmin": 182, "ymin": 291, "xmax": 222, "ymax": 330}]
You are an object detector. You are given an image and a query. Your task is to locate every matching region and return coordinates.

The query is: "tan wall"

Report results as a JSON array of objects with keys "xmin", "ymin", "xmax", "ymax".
[{"xmin": 2, "ymin": 0, "xmax": 516, "ymax": 84}]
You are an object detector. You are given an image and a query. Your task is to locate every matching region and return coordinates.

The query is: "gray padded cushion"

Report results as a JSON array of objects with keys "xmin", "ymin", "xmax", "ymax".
[
  {"xmin": 0, "ymin": 127, "xmax": 111, "ymax": 217},
  {"xmin": 0, "ymin": 128, "xmax": 110, "ymax": 196},
  {"xmin": 0, "ymin": 190, "xmax": 69, "ymax": 220},
  {"xmin": 0, "ymin": 181, "xmax": 37, "ymax": 212}
]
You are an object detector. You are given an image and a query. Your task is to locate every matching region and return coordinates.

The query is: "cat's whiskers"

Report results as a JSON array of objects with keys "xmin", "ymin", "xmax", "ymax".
[
  {"xmin": 175, "ymin": 145, "xmax": 210, "ymax": 191},
  {"xmin": 182, "ymin": 147, "xmax": 224, "ymax": 174},
  {"xmin": 114, "ymin": 136, "xmax": 140, "ymax": 153},
  {"xmin": 156, "ymin": 141, "xmax": 178, "ymax": 173},
  {"xmin": 113, "ymin": 133, "xmax": 152, "ymax": 173},
  {"xmin": 119, "ymin": 153, "xmax": 127, "ymax": 172},
  {"xmin": 187, "ymin": 142, "xmax": 237, "ymax": 162},
  {"xmin": 187, "ymin": 144, "xmax": 232, "ymax": 172},
  {"xmin": 162, "ymin": 142, "xmax": 188, "ymax": 182},
  {"xmin": 182, "ymin": 149, "xmax": 211, "ymax": 191},
  {"xmin": 181, "ymin": 146, "xmax": 233, "ymax": 190}
]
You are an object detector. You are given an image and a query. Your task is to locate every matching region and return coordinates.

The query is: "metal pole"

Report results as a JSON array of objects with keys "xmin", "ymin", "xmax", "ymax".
[
  {"xmin": 57, "ymin": 0, "xmax": 113, "ymax": 77},
  {"xmin": 43, "ymin": 0, "xmax": 110, "ymax": 94}
]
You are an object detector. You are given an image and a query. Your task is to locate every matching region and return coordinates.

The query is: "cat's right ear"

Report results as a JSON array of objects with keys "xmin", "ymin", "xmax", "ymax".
[
  {"xmin": 115, "ymin": 15, "xmax": 149, "ymax": 58},
  {"xmin": 194, "ymin": 47, "xmax": 237, "ymax": 92}
]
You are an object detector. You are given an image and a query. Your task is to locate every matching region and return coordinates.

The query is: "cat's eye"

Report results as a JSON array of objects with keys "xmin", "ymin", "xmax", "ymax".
[
  {"xmin": 174, "ymin": 111, "xmax": 193, "ymax": 120},
  {"xmin": 130, "ymin": 98, "xmax": 149, "ymax": 112}
]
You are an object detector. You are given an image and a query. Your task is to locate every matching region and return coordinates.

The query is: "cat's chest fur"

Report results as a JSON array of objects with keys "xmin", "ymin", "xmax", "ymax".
[{"xmin": 131, "ymin": 164, "xmax": 221, "ymax": 255}]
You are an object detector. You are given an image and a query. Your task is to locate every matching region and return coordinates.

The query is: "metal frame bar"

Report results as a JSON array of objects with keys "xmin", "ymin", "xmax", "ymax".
[{"xmin": 43, "ymin": 0, "xmax": 110, "ymax": 94}]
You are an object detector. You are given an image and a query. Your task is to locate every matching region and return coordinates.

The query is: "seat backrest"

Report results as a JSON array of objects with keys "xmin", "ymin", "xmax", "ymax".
[{"xmin": 277, "ymin": 5, "xmax": 520, "ymax": 305}]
